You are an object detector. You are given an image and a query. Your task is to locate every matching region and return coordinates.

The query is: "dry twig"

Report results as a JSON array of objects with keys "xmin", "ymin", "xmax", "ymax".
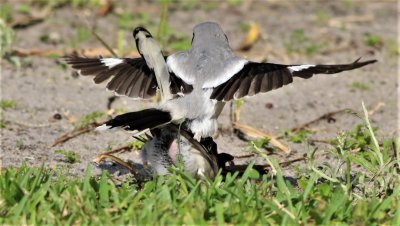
[
  {"xmin": 328, "ymin": 15, "xmax": 374, "ymax": 28},
  {"xmin": 50, "ymin": 122, "xmax": 105, "ymax": 147},
  {"xmin": 233, "ymin": 122, "xmax": 290, "ymax": 154},
  {"xmin": 291, "ymin": 109, "xmax": 350, "ymax": 132},
  {"xmin": 10, "ymin": 10, "xmax": 50, "ymax": 29},
  {"xmin": 230, "ymin": 99, "xmax": 290, "ymax": 153},
  {"xmin": 368, "ymin": 102, "xmax": 385, "ymax": 116},
  {"xmin": 224, "ymin": 156, "xmax": 306, "ymax": 173},
  {"xmin": 93, "ymin": 153, "xmax": 138, "ymax": 179}
]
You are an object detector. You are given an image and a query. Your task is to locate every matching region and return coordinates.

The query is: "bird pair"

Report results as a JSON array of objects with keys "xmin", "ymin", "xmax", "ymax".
[{"xmin": 65, "ymin": 22, "xmax": 376, "ymax": 179}]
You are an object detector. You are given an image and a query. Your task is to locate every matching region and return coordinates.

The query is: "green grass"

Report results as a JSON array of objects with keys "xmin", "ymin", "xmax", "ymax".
[
  {"xmin": 0, "ymin": 100, "xmax": 17, "ymax": 128},
  {"xmin": 284, "ymin": 29, "xmax": 326, "ymax": 56},
  {"xmin": 351, "ymin": 82, "xmax": 370, "ymax": 91},
  {"xmin": 314, "ymin": 10, "xmax": 331, "ymax": 26},
  {"xmin": 251, "ymin": 138, "xmax": 270, "ymax": 150},
  {"xmin": 364, "ymin": 34, "xmax": 383, "ymax": 48},
  {"xmin": 69, "ymin": 26, "xmax": 92, "ymax": 49},
  {"xmin": 55, "ymin": 150, "xmax": 81, "ymax": 164},
  {"xmin": 283, "ymin": 129, "xmax": 313, "ymax": 144},
  {"xmin": 73, "ymin": 111, "xmax": 106, "ymax": 129},
  {"xmin": 17, "ymin": 4, "xmax": 31, "ymax": 14},
  {"xmin": 1, "ymin": 104, "xmax": 399, "ymax": 225},
  {"xmin": 0, "ymin": 19, "xmax": 15, "ymax": 57},
  {"xmin": 117, "ymin": 12, "xmax": 151, "ymax": 31},
  {"xmin": 16, "ymin": 139, "xmax": 26, "ymax": 150},
  {"xmin": 117, "ymin": 12, "xmax": 135, "ymax": 30},
  {"xmin": 386, "ymin": 38, "xmax": 400, "ymax": 57},
  {"xmin": 0, "ymin": 4, "xmax": 13, "ymax": 23},
  {"xmin": 169, "ymin": 37, "xmax": 192, "ymax": 51},
  {"xmin": 0, "ymin": 100, "xmax": 17, "ymax": 109},
  {"xmin": 227, "ymin": 0, "xmax": 244, "ymax": 7},
  {"xmin": 127, "ymin": 140, "xmax": 145, "ymax": 151}
]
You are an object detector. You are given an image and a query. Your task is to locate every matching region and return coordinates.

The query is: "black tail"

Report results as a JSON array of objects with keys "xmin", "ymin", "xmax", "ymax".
[{"xmin": 103, "ymin": 108, "xmax": 172, "ymax": 132}]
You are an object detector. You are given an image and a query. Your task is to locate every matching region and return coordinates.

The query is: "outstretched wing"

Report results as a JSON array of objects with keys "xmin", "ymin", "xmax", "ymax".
[
  {"xmin": 64, "ymin": 56, "xmax": 193, "ymax": 99},
  {"xmin": 209, "ymin": 58, "xmax": 377, "ymax": 101}
]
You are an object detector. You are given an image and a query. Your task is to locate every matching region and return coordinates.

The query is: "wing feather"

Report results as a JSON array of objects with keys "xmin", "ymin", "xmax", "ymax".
[
  {"xmin": 210, "ymin": 59, "xmax": 376, "ymax": 101},
  {"xmin": 64, "ymin": 56, "xmax": 193, "ymax": 99}
]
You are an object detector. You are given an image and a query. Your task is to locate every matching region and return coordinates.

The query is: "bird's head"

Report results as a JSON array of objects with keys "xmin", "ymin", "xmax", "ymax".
[{"xmin": 192, "ymin": 22, "xmax": 229, "ymax": 47}]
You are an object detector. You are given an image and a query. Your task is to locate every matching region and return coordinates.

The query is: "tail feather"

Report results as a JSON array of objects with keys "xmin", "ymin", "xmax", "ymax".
[{"xmin": 99, "ymin": 108, "xmax": 172, "ymax": 133}]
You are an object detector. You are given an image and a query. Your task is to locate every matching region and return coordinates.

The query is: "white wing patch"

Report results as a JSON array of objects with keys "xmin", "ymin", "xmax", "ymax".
[
  {"xmin": 95, "ymin": 124, "xmax": 152, "ymax": 137},
  {"xmin": 95, "ymin": 124, "xmax": 112, "ymax": 131},
  {"xmin": 166, "ymin": 54, "xmax": 195, "ymax": 85},
  {"xmin": 288, "ymin": 64, "xmax": 315, "ymax": 72},
  {"xmin": 202, "ymin": 58, "xmax": 248, "ymax": 88},
  {"xmin": 100, "ymin": 58, "xmax": 124, "ymax": 68}
]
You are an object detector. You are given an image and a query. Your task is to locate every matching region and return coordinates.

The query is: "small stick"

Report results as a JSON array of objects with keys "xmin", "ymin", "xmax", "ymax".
[
  {"xmin": 291, "ymin": 109, "xmax": 350, "ymax": 132},
  {"xmin": 100, "ymin": 145, "xmax": 131, "ymax": 156},
  {"xmin": 93, "ymin": 153, "xmax": 138, "ymax": 179},
  {"xmin": 233, "ymin": 122, "xmax": 290, "ymax": 154},
  {"xmin": 230, "ymin": 98, "xmax": 289, "ymax": 154},
  {"xmin": 368, "ymin": 102, "xmax": 385, "ymax": 116},
  {"xmin": 50, "ymin": 122, "xmax": 105, "ymax": 147},
  {"xmin": 10, "ymin": 9, "xmax": 50, "ymax": 29},
  {"xmin": 223, "ymin": 156, "xmax": 307, "ymax": 173},
  {"xmin": 328, "ymin": 15, "xmax": 374, "ymax": 28},
  {"xmin": 307, "ymin": 138, "xmax": 332, "ymax": 144},
  {"xmin": 233, "ymin": 154, "xmax": 255, "ymax": 159},
  {"xmin": 91, "ymin": 29, "xmax": 118, "ymax": 57},
  {"xmin": 278, "ymin": 156, "xmax": 307, "ymax": 167}
]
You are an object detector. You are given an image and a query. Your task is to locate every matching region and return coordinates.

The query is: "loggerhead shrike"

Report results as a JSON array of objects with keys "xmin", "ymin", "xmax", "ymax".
[
  {"xmin": 65, "ymin": 22, "xmax": 377, "ymax": 140},
  {"xmin": 140, "ymin": 124, "xmax": 220, "ymax": 179},
  {"xmin": 66, "ymin": 27, "xmax": 225, "ymax": 178},
  {"xmin": 108, "ymin": 28, "xmax": 224, "ymax": 179}
]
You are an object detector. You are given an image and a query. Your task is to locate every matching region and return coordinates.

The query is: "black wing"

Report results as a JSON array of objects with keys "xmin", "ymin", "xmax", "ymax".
[
  {"xmin": 210, "ymin": 58, "xmax": 377, "ymax": 101},
  {"xmin": 100, "ymin": 108, "xmax": 172, "ymax": 132},
  {"xmin": 64, "ymin": 56, "xmax": 192, "ymax": 99}
]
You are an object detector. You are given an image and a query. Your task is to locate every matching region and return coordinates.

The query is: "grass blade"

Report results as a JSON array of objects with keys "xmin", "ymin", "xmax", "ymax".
[{"xmin": 362, "ymin": 101, "xmax": 383, "ymax": 166}]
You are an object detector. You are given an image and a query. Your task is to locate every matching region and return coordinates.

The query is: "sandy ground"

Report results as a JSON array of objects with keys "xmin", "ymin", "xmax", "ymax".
[{"xmin": 1, "ymin": 1, "xmax": 398, "ymax": 180}]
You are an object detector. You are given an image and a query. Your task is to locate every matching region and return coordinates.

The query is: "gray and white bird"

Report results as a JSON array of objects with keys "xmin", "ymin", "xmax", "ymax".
[
  {"xmin": 68, "ymin": 27, "xmax": 222, "ymax": 179},
  {"xmin": 65, "ymin": 22, "xmax": 377, "ymax": 140},
  {"xmin": 139, "ymin": 124, "xmax": 220, "ymax": 179}
]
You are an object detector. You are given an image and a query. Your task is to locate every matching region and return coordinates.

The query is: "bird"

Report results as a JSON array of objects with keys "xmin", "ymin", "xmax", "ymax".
[
  {"xmin": 64, "ymin": 22, "xmax": 377, "ymax": 141},
  {"xmin": 139, "ymin": 124, "xmax": 221, "ymax": 179},
  {"xmin": 68, "ymin": 27, "xmax": 224, "ymax": 179}
]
